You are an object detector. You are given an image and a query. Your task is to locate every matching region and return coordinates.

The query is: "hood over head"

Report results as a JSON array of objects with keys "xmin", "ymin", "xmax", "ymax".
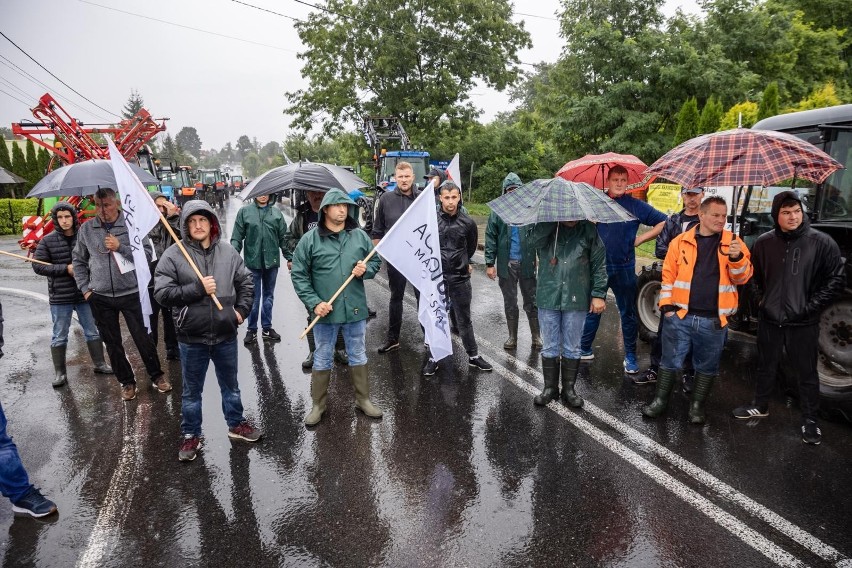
[
  {"xmin": 180, "ymin": 199, "xmax": 221, "ymax": 246},
  {"xmin": 50, "ymin": 201, "xmax": 79, "ymax": 231},
  {"xmin": 502, "ymin": 172, "xmax": 523, "ymax": 193},
  {"xmin": 319, "ymin": 188, "xmax": 359, "ymax": 230},
  {"xmin": 771, "ymin": 190, "xmax": 809, "ymax": 236}
]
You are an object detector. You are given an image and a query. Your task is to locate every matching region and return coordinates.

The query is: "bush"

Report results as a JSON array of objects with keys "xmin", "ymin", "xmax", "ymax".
[{"xmin": 0, "ymin": 199, "xmax": 40, "ymax": 236}]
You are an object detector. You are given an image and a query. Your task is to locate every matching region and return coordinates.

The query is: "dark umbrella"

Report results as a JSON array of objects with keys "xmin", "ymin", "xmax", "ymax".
[
  {"xmin": 487, "ymin": 178, "xmax": 635, "ymax": 226},
  {"xmin": 643, "ymin": 128, "xmax": 844, "ymax": 187},
  {"xmin": 26, "ymin": 159, "xmax": 160, "ymax": 198},
  {"xmin": 557, "ymin": 152, "xmax": 652, "ymax": 190},
  {"xmin": 238, "ymin": 161, "xmax": 368, "ymax": 200},
  {"xmin": 0, "ymin": 166, "xmax": 27, "ymax": 185}
]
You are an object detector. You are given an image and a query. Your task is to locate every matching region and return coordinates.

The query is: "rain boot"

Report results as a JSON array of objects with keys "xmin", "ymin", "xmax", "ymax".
[
  {"xmin": 529, "ymin": 315, "xmax": 543, "ymax": 350},
  {"xmin": 302, "ymin": 329, "xmax": 315, "ymax": 369},
  {"xmin": 688, "ymin": 372, "xmax": 716, "ymax": 424},
  {"xmin": 534, "ymin": 356, "xmax": 560, "ymax": 406},
  {"xmin": 334, "ymin": 330, "xmax": 349, "ymax": 365},
  {"xmin": 304, "ymin": 369, "xmax": 331, "ymax": 426},
  {"xmin": 560, "ymin": 357, "xmax": 584, "ymax": 408},
  {"xmin": 350, "ymin": 364, "xmax": 383, "ymax": 419},
  {"xmin": 641, "ymin": 368, "xmax": 678, "ymax": 418},
  {"xmin": 86, "ymin": 340, "xmax": 113, "ymax": 374},
  {"xmin": 503, "ymin": 317, "xmax": 519, "ymax": 350},
  {"xmin": 50, "ymin": 345, "xmax": 67, "ymax": 388}
]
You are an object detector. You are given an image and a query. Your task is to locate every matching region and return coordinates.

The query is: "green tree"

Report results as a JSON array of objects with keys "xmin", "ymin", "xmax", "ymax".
[
  {"xmin": 122, "ymin": 89, "xmax": 144, "ymax": 119},
  {"xmin": 720, "ymin": 101, "xmax": 759, "ymax": 129},
  {"xmin": 0, "ymin": 127, "xmax": 13, "ymax": 140},
  {"xmin": 785, "ymin": 82, "xmax": 843, "ymax": 112},
  {"xmin": 11, "ymin": 143, "xmax": 28, "ymax": 184},
  {"xmin": 259, "ymin": 141, "xmax": 281, "ymax": 161},
  {"xmin": 175, "ymin": 127, "xmax": 203, "ymax": 159},
  {"xmin": 24, "ymin": 140, "xmax": 39, "ymax": 184},
  {"xmin": 674, "ymin": 98, "xmax": 700, "ymax": 144},
  {"xmin": 284, "ymin": 0, "xmax": 531, "ymax": 142},
  {"xmin": 282, "ymin": 133, "xmax": 342, "ymax": 163},
  {"xmin": 235, "ymin": 135, "xmax": 253, "ymax": 161},
  {"xmin": 218, "ymin": 142, "xmax": 235, "ymax": 164},
  {"xmin": 242, "ymin": 153, "xmax": 263, "ymax": 178},
  {"xmin": 159, "ymin": 134, "xmax": 178, "ymax": 163},
  {"xmin": 37, "ymin": 147, "xmax": 50, "ymax": 176},
  {"xmin": 0, "ymin": 141, "xmax": 12, "ymax": 172},
  {"xmin": 757, "ymin": 82, "xmax": 780, "ymax": 121},
  {"xmin": 698, "ymin": 96, "xmax": 724, "ymax": 134}
]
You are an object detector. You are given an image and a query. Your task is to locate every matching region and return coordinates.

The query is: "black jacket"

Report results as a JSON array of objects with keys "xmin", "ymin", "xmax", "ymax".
[
  {"xmin": 32, "ymin": 202, "xmax": 85, "ymax": 305},
  {"xmin": 655, "ymin": 209, "xmax": 699, "ymax": 260},
  {"xmin": 752, "ymin": 191, "xmax": 845, "ymax": 326},
  {"xmin": 438, "ymin": 208, "xmax": 478, "ymax": 281},
  {"xmin": 371, "ymin": 187, "xmax": 421, "ymax": 240}
]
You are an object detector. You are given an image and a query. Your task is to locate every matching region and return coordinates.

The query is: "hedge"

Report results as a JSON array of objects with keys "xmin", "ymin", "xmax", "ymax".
[{"xmin": 0, "ymin": 199, "xmax": 40, "ymax": 236}]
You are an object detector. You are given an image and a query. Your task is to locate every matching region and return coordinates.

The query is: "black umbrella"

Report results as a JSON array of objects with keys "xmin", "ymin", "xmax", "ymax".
[
  {"xmin": 0, "ymin": 166, "xmax": 27, "ymax": 185},
  {"xmin": 26, "ymin": 159, "xmax": 160, "ymax": 198},
  {"xmin": 238, "ymin": 161, "xmax": 368, "ymax": 200}
]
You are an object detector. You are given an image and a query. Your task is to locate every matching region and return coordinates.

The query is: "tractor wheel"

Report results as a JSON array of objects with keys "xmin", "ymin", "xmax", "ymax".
[{"xmin": 636, "ymin": 263, "xmax": 663, "ymax": 343}]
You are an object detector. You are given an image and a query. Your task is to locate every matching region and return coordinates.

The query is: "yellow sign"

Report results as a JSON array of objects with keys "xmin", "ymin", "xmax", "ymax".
[{"xmin": 647, "ymin": 183, "xmax": 682, "ymax": 214}]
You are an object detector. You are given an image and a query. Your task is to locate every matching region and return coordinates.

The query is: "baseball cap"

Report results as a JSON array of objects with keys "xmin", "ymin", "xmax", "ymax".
[
  {"xmin": 681, "ymin": 186, "xmax": 705, "ymax": 194},
  {"xmin": 424, "ymin": 167, "xmax": 445, "ymax": 181}
]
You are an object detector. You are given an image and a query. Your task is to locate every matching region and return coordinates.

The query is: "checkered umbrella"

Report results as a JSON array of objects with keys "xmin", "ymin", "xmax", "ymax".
[
  {"xmin": 487, "ymin": 178, "xmax": 635, "ymax": 226},
  {"xmin": 644, "ymin": 128, "xmax": 844, "ymax": 187},
  {"xmin": 556, "ymin": 152, "xmax": 652, "ymax": 190}
]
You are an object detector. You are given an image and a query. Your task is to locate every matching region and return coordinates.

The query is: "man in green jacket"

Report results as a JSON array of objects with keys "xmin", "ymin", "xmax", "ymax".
[
  {"xmin": 231, "ymin": 194, "xmax": 289, "ymax": 344},
  {"xmin": 527, "ymin": 220, "xmax": 608, "ymax": 408},
  {"xmin": 485, "ymin": 173, "xmax": 542, "ymax": 350},
  {"xmin": 291, "ymin": 189, "xmax": 383, "ymax": 426}
]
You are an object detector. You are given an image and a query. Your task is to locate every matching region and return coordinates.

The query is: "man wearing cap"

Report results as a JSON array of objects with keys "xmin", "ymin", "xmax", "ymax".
[
  {"xmin": 485, "ymin": 172, "xmax": 542, "ymax": 350},
  {"xmin": 636, "ymin": 186, "xmax": 704, "ymax": 387},
  {"xmin": 732, "ymin": 191, "xmax": 844, "ymax": 444}
]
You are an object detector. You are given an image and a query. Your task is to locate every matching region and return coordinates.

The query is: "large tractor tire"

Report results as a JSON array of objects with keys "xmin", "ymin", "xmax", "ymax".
[
  {"xmin": 356, "ymin": 197, "xmax": 374, "ymax": 232},
  {"xmin": 636, "ymin": 262, "xmax": 663, "ymax": 343},
  {"xmin": 817, "ymin": 294, "xmax": 852, "ymax": 422}
]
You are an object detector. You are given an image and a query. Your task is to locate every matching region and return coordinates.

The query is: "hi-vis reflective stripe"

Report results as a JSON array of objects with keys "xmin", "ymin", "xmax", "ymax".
[
  {"xmin": 674, "ymin": 281, "xmax": 691, "ymax": 290},
  {"xmin": 660, "ymin": 291, "xmax": 672, "ymax": 299},
  {"xmin": 720, "ymin": 307, "xmax": 738, "ymax": 315},
  {"xmin": 730, "ymin": 265, "xmax": 749, "ymax": 275},
  {"xmin": 719, "ymin": 285, "xmax": 738, "ymax": 293},
  {"xmin": 675, "ymin": 302, "xmax": 689, "ymax": 310}
]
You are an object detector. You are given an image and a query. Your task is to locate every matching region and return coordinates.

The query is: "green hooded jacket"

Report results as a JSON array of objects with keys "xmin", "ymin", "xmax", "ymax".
[
  {"xmin": 230, "ymin": 199, "xmax": 289, "ymax": 270},
  {"xmin": 528, "ymin": 221, "xmax": 608, "ymax": 311},
  {"xmin": 484, "ymin": 173, "xmax": 536, "ymax": 279},
  {"xmin": 291, "ymin": 189, "xmax": 381, "ymax": 323}
]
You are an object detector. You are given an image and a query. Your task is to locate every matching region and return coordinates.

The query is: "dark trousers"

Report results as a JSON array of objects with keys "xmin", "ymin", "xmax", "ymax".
[
  {"xmin": 386, "ymin": 263, "xmax": 420, "ymax": 343},
  {"xmin": 581, "ymin": 266, "xmax": 638, "ymax": 356},
  {"xmin": 650, "ymin": 314, "xmax": 693, "ymax": 372},
  {"xmin": 447, "ymin": 278, "xmax": 477, "ymax": 356},
  {"xmin": 497, "ymin": 260, "xmax": 537, "ymax": 320},
  {"xmin": 148, "ymin": 287, "xmax": 177, "ymax": 350},
  {"xmin": 88, "ymin": 292, "xmax": 163, "ymax": 386},
  {"xmin": 754, "ymin": 322, "xmax": 820, "ymax": 421}
]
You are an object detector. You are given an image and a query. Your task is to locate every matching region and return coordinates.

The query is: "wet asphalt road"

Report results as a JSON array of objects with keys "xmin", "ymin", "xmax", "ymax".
[{"xmin": 0, "ymin": 197, "xmax": 851, "ymax": 567}]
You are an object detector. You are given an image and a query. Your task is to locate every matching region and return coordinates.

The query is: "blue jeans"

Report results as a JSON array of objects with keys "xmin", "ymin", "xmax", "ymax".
[
  {"xmin": 581, "ymin": 266, "xmax": 637, "ymax": 356},
  {"xmin": 538, "ymin": 308, "xmax": 586, "ymax": 359},
  {"xmin": 50, "ymin": 302, "xmax": 100, "ymax": 347},
  {"xmin": 313, "ymin": 320, "xmax": 367, "ymax": 371},
  {"xmin": 247, "ymin": 267, "xmax": 278, "ymax": 331},
  {"xmin": 0, "ymin": 400, "xmax": 32, "ymax": 503},
  {"xmin": 660, "ymin": 314, "xmax": 727, "ymax": 375},
  {"xmin": 179, "ymin": 338, "xmax": 245, "ymax": 436}
]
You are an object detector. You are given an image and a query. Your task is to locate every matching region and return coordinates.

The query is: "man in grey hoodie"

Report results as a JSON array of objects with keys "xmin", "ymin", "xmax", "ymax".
[{"xmin": 73, "ymin": 187, "xmax": 167, "ymax": 401}]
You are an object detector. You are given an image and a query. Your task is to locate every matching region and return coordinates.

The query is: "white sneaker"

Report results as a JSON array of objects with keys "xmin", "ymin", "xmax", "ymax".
[{"xmin": 580, "ymin": 352, "xmax": 595, "ymax": 361}]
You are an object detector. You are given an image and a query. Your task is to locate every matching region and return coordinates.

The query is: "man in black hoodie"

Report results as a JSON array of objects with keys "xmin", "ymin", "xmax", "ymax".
[{"xmin": 732, "ymin": 191, "xmax": 845, "ymax": 445}]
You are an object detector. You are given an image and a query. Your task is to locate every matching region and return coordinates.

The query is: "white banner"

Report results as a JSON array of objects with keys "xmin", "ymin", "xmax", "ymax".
[
  {"xmin": 106, "ymin": 139, "xmax": 161, "ymax": 331},
  {"xmin": 446, "ymin": 153, "xmax": 461, "ymax": 191},
  {"xmin": 374, "ymin": 182, "xmax": 453, "ymax": 361}
]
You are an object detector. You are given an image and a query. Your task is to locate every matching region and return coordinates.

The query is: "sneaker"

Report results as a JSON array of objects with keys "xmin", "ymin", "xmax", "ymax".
[
  {"xmin": 261, "ymin": 328, "xmax": 281, "ymax": 341},
  {"xmin": 166, "ymin": 347, "xmax": 181, "ymax": 361},
  {"xmin": 228, "ymin": 421, "xmax": 262, "ymax": 442},
  {"xmin": 377, "ymin": 340, "xmax": 400, "ymax": 354},
  {"xmin": 121, "ymin": 384, "xmax": 138, "ymax": 401},
  {"xmin": 580, "ymin": 351, "xmax": 595, "ymax": 361},
  {"xmin": 244, "ymin": 330, "xmax": 257, "ymax": 345},
  {"xmin": 154, "ymin": 376, "xmax": 172, "ymax": 393},
  {"xmin": 423, "ymin": 358, "xmax": 439, "ymax": 376},
  {"xmin": 469, "ymin": 356, "xmax": 493, "ymax": 372},
  {"xmin": 732, "ymin": 403, "xmax": 769, "ymax": 419},
  {"xmin": 802, "ymin": 419, "xmax": 821, "ymax": 445},
  {"xmin": 178, "ymin": 434, "xmax": 202, "ymax": 461},
  {"xmin": 633, "ymin": 367, "xmax": 658, "ymax": 385},
  {"xmin": 11, "ymin": 487, "xmax": 57, "ymax": 518},
  {"xmin": 623, "ymin": 354, "xmax": 639, "ymax": 374},
  {"xmin": 682, "ymin": 371, "xmax": 695, "ymax": 393}
]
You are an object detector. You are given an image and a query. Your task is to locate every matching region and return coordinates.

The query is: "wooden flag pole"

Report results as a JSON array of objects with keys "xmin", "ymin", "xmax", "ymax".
[
  {"xmin": 157, "ymin": 212, "xmax": 223, "ymax": 311},
  {"xmin": 299, "ymin": 247, "xmax": 378, "ymax": 339},
  {"xmin": 0, "ymin": 249, "xmax": 51, "ymax": 266}
]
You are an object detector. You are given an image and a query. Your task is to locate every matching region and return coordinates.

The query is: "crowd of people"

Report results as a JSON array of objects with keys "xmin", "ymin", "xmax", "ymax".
[{"xmin": 1, "ymin": 160, "xmax": 845, "ymax": 519}]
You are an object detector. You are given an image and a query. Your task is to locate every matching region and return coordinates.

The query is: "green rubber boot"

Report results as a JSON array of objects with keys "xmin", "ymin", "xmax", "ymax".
[
  {"xmin": 529, "ymin": 315, "xmax": 543, "ymax": 350},
  {"xmin": 688, "ymin": 373, "xmax": 716, "ymax": 424},
  {"xmin": 50, "ymin": 345, "xmax": 68, "ymax": 388},
  {"xmin": 351, "ymin": 364, "xmax": 383, "ymax": 419},
  {"xmin": 304, "ymin": 369, "xmax": 331, "ymax": 426},
  {"xmin": 641, "ymin": 368, "xmax": 678, "ymax": 418},
  {"xmin": 503, "ymin": 316, "xmax": 518, "ymax": 350}
]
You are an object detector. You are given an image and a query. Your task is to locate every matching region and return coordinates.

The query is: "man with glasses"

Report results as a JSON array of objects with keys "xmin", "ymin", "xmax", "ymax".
[
  {"xmin": 732, "ymin": 191, "xmax": 844, "ymax": 444},
  {"xmin": 73, "ymin": 187, "xmax": 167, "ymax": 401}
]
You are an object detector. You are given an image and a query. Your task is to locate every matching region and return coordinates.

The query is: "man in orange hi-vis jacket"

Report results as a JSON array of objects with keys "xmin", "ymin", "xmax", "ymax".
[{"xmin": 642, "ymin": 196, "xmax": 753, "ymax": 424}]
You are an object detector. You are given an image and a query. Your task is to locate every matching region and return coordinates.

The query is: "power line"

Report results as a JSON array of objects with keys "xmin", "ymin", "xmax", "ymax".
[
  {"xmin": 0, "ymin": 86, "xmax": 30, "ymax": 107},
  {"xmin": 516, "ymin": 11, "xmax": 560, "ymax": 22},
  {"xmin": 0, "ymin": 74, "xmax": 37, "ymax": 102},
  {"xmin": 0, "ymin": 30, "xmax": 121, "ymax": 119}
]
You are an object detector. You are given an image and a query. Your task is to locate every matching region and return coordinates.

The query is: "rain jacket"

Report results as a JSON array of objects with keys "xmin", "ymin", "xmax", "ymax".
[
  {"xmin": 751, "ymin": 191, "xmax": 845, "ymax": 326},
  {"xmin": 230, "ymin": 199, "xmax": 289, "ymax": 270},
  {"xmin": 659, "ymin": 226, "xmax": 753, "ymax": 326},
  {"xmin": 73, "ymin": 209, "xmax": 146, "ymax": 298},
  {"xmin": 33, "ymin": 202, "xmax": 85, "ymax": 305},
  {"xmin": 291, "ymin": 189, "xmax": 381, "ymax": 324},
  {"xmin": 154, "ymin": 200, "xmax": 254, "ymax": 345},
  {"xmin": 438, "ymin": 206, "xmax": 478, "ymax": 281},
  {"xmin": 147, "ymin": 191, "xmax": 181, "ymax": 260},
  {"xmin": 528, "ymin": 221, "xmax": 607, "ymax": 311},
  {"xmin": 655, "ymin": 209, "xmax": 699, "ymax": 260},
  {"xmin": 484, "ymin": 173, "xmax": 536, "ymax": 279}
]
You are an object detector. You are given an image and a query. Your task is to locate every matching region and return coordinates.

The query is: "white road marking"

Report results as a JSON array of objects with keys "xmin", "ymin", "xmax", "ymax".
[{"xmin": 0, "ymin": 286, "xmax": 50, "ymax": 304}]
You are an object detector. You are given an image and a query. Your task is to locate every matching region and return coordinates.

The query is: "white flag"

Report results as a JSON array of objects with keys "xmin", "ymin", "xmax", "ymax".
[
  {"xmin": 374, "ymin": 182, "xmax": 453, "ymax": 361},
  {"xmin": 106, "ymin": 139, "xmax": 161, "ymax": 331},
  {"xmin": 446, "ymin": 153, "xmax": 461, "ymax": 191}
]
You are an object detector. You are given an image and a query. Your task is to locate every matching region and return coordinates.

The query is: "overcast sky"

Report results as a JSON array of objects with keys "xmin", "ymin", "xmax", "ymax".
[{"xmin": 0, "ymin": 0, "xmax": 701, "ymax": 151}]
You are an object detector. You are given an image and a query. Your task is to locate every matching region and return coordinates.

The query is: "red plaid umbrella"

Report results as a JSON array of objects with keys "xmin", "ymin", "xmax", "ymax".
[
  {"xmin": 556, "ymin": 152, "xmax": 652, "ymax": 191},
  {"xmin": 644, "ymin": 129, "xmax": 844, "ymax": 187}
]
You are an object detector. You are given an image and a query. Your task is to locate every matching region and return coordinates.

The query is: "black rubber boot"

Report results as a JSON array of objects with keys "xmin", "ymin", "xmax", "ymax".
[
  {"xmin": 304, "ymin": 369, "xmax": 331, "ymax": 426},
  {"xmin": 51, "ymin": 345, "xmax": 68, "ymax": 387},
  {"xmin": 534, "ymin": 356, "xmax": 560, "ymax": 406},
  {"xmin": 302, "ymin": 329, "xmax": 315, "ymax": 369},
  {"xmin": 641, "ymin": 368, "xmax": 678, "ymax": 418},
  {"xmin": 503, "ymin": 317, "xmax": 519, "ymax": 350},
  {"xmin": 688, "ymin": 372, "xmax": 716, "ymax": 424},
  {"xmin": 560, "ymin": 357, "xmax": 584, "ymax": 408},
  {"xmin": 529, "ymin": 315, "xmax": 543, "ymax": 350},
  {"xmin": 334, "ymin": 330, "xmax": 349, "ymax": 365},
  {"xmin": 86, "ymin": 340, "xmax": 113, "ymax": 374}
]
